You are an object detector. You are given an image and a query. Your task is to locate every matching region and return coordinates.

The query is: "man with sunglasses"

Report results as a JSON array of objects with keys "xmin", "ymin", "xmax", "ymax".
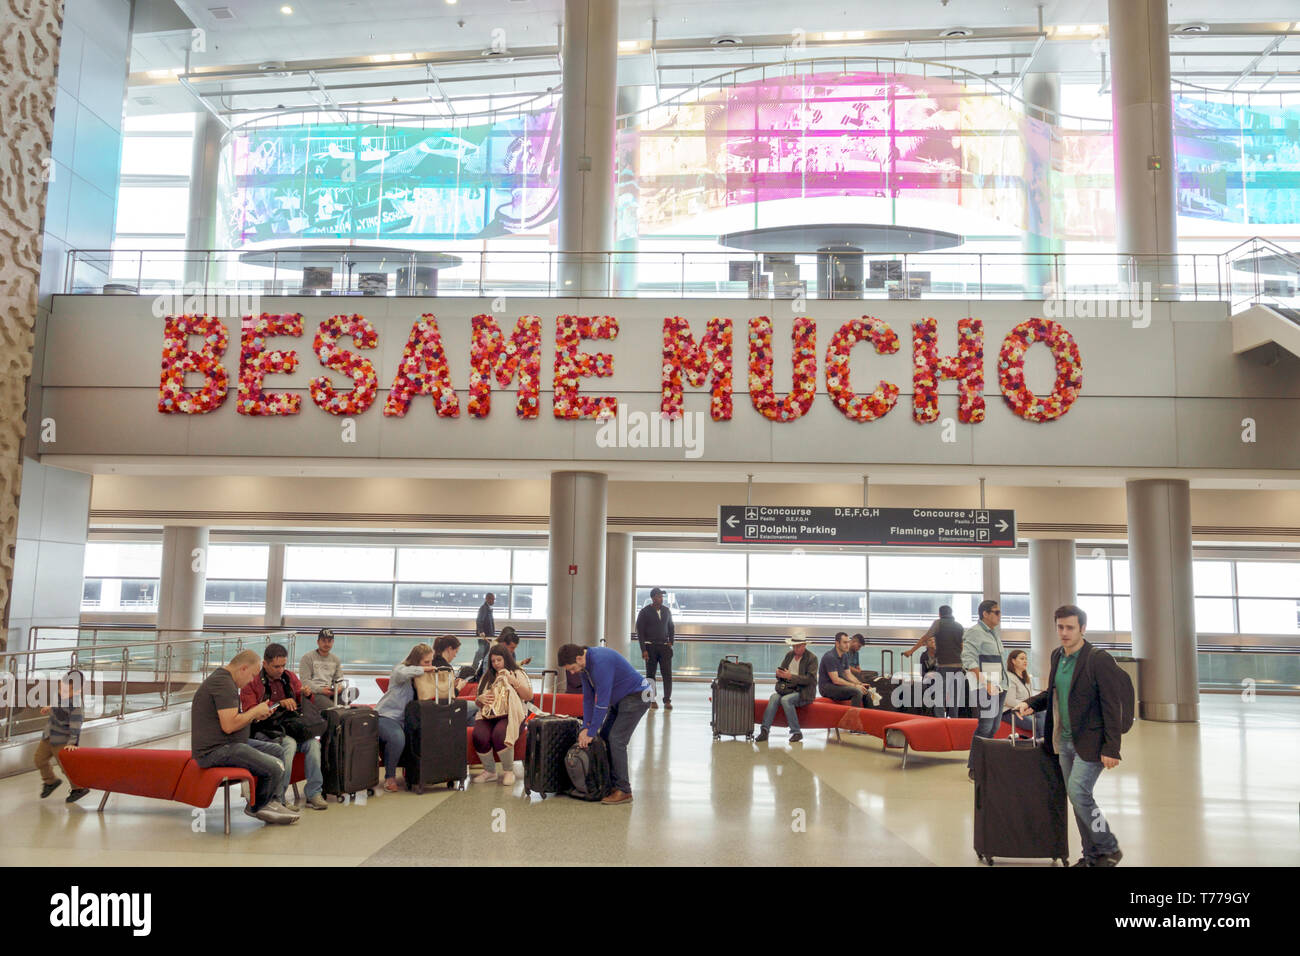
[{"xmin": 961, "ymin": 599, "xmax": 1008, "ymax": 781}]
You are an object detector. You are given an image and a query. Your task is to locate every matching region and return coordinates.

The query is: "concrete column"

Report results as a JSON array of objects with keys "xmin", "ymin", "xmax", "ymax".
[
  {"xmin": 546, "ymin": 472, "xmax": 608, "ymax": 669},
  {"xmin": 604, "ymin": 532, "xmax": 634, "ymax": 657},
  {"xmin": 1126, "ymin": 479, "xmax": 1198, "ymax": 722},
  {"xmin": 981, "ymin": 553, "xmax": 1001, "ymax": 605},
  {"xmin": 1028, "ymin": 539, "xmax": 1077, "ymax": 688},
  {"xmin": 557, "ymin": 0, "xmax": 618, "ymax": 295},
  {"xmin": 157, "ymin": 527, "xmax": 208, "ymax": 674},
  {"xmin": 185, "ymin": 112, "xmax": 226, "ymax": 287},
  {"xmin": 1022, "ymin": 72, "xmax": 1061, "ymax": 296},
  {"xmin": 613, "ymin": 85, "xmax": 650, "ymax": 295},
  {"xmin": 1107, "ymin": 0, "xmax": 1178, "ymax": 294},
  {"xmin": 264, "ymin": 542, "xmax": 285, "ymax": 628}
]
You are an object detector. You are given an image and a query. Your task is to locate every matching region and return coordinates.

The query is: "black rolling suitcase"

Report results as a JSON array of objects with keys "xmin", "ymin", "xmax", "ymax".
[
  {"xmin": 402, "ymin": 667, "xmax": 467, "ymax": 793},
  {"xmin": 711, "ymin": 655, "xmax": 754, "ymax": 740},
  {"xmin": 971, "ymin": 734, "xmax": 1070, "ymax": 866},
  {"xmin": 524, "ymin": 670, "xmax": 580, "ymax": 799},
  {"xmin": 869, "ymin": 650, "xmax": 903, "ymax": 711},
  {"xmin": 321, "ymin": 682, "xmax": 380, "ymax": 801}
]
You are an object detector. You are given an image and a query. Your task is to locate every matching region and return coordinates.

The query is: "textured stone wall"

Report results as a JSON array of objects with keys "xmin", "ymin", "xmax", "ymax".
[{"xmin": 0, "ymin": 1, "xmax": 64, "ymax": 641}]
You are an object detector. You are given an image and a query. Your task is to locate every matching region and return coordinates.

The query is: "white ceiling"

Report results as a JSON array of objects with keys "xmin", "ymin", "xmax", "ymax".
[{"xmin": 125, "ymin": 1, "xmax": 1300, "ymax": 117}]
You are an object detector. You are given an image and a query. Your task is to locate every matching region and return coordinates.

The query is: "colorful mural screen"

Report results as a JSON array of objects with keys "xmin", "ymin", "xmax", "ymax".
[
  {"xmin": 216, "ymin": 75, "xmax": 1300, "ymax": 249},
  {"xmin": 219, "ymin": 110, "xmax": 559, "ymax": 245}
]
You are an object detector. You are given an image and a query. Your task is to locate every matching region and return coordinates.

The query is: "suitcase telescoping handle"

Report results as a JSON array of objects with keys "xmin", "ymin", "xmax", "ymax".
[
  {"xmin": 540, "ymin": 668, "xmax": 560, "ymax": 715},
  {"xmin": 881, "ymin": 649, "xmax": 894, "ymax": 679},
  {"xmin": 433, "ymin": 666, "xmax": 456, "ymax": 705},
  {"xmin": 334, "ymin": 678, "xmax": 358, "ymax": 707},
  {"xmin": 723, "ymin": 654, "xmax": 740, "ymax": 663}
]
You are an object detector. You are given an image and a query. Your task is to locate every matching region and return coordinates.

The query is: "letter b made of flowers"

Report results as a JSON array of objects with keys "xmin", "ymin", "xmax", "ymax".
[{"xmin": 159, "ymin": 314, "xmax": 229, "ymax": 414}]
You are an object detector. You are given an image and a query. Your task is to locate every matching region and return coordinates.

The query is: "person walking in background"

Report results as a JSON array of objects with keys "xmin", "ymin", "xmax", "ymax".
[
  {"xmin": 637, "ymin": 587, "xmax": 675, "ymax": 711},
  {"xmin": 558, "ymin": 643, "xmax": 651, "ymax": 806},
  {"xmin": 756, "ymin": 637, "xmax": 818, "ymax": 743},
  {"xmin": 34, "ymin": 670, "xmax": 89, "ymax": 803},
  {"xmin": 471, "ymin": 593, "xmax": 497, "ymax": 684},
  {"xmin": 905, "ymin": 605, "xmax": 965, "ymax": 718},
  {"xmin": 962, "ymin": 600, "xmax": 1008, "ymax": 780},
  {"xmin": 1002, "ymin": 649, "xmax": 1045, "ymax": 739},
  {"xmin": 1015, "ymin": 605, "xmax": 1127, "ymax": 867},
  {"xmin": 476, "ymin": 593, "xmax": 497, "ymax": 640}
]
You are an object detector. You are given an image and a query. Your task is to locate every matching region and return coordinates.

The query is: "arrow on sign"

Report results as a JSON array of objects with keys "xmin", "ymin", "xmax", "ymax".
[
  {"xmin": 996, "ymin": 520, "xmax": 1009, "ymax": 532},
  {"xmin": 726, "ymin": 515, "xmax": 739, "ymax": 529}
]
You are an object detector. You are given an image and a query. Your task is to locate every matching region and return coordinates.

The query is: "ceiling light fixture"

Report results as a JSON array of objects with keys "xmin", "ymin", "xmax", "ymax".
[{"xmin": 280, "ymin": 5, "xmax": 293, "ymax": 14}]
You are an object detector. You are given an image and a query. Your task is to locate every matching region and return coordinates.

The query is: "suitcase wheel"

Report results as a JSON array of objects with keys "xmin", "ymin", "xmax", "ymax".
[
  {"xmin": 981, "ymin": 856, "xmax": 995, "ymax": 866},
  {"xmin": 745, "ymin": 735, "xmax": 754, "ymax": 742},
  {"xmin": 446, "ymin": 780, "xmax": 455, "ymax": 790},
  {"xmin": 712, "ymin": 734, "xmax": 720, "ymax": 740},
  {"xmin": 367, "ymin": 789, "xmax": 374, "ymax": 796}
]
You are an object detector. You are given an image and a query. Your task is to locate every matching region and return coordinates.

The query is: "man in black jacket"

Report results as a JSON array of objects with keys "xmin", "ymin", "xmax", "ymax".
[
  {"xmin": 636, "ymin": 588, "xmax": 675, "ymax": 710},
  {"xmin": 756, "ymin": 636, "xmax": 818, "ymax": 742},
  {"xmin": 1016, "ymin": 604, "xmax": 1127, "ymax": 867}
]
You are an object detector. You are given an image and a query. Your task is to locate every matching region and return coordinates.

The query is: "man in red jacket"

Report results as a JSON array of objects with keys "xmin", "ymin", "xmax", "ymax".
[
  {"xmin": 240, "ymin": 643, "xmax": 327, "ymax": 811},
  {"xmin": 1016, "ymin": 605, "xmax": 1127, "ymax": 867}
]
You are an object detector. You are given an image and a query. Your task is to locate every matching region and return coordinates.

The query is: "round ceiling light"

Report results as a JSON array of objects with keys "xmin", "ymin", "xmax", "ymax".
[
  {"xmin": 710, "ymin": 36, "xmax": 743, "ymax": 46},
  {"xmin": 938, "ymin": 27, "xmax": 974, "ymax": 38}
]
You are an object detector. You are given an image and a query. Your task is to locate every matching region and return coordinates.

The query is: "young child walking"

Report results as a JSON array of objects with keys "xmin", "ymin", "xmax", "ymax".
[{"xmin": 35, "ymin": 670, "xmax": 89, "ymax": 803}]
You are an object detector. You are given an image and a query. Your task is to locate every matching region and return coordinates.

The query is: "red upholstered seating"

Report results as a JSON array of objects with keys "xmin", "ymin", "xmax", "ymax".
[
  {"xmin": 751, "ymin": 696, "xmax": 848, "ymax": 730},
  {"xmin": 173, "ymin": 760, "xmax": 255, "ymax": 808},
  {"xmin": 60, "ymin": 748, "xmax": 189, "ymax": 802},
  {"xmin": 835, "ymin": 706, "xmax": 919, "ymax": 738},
  {"xmin": 58, "ymin": 747, "xmax": 261, "ymax": 834}
]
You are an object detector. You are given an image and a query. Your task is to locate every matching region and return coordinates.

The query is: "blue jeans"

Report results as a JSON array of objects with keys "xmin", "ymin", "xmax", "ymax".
[
  {"xmin": 195, "ymin": 739, "xmax": 285, "ymax": 812},
  {"xmin": 1058, "ymin": 739, "xmax": 1120, "ymax": 860},
  {"xmin": 933, "ymin": 667, "xmax": 964, "ymax": 718},
  {"xmin": 377, "ymin": 715, "xmax": 406, "ymax": 780},
  {"xmin": 967, "ymin": 688, "xmax": 1006, "ymax": 770},
  {"xmin": 598, "ymin": 691, "xmax": 650, "ymax": 794},
  {"xmin": 1002, "ymin": 711, "xmax": 1046, "ymax": 739},
  {"xmin": 259, "ymin": 733, "xmax": 323, "ymax": 800},
  {"xmin": 761, "ymin": 691, "xmax": 803, "ymax": 734}
]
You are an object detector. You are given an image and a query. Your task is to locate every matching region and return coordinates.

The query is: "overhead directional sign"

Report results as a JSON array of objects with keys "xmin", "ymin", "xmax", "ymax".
[{"xmin": 718, "ymin": 506, "xmax": 1016, "ymax": 548}]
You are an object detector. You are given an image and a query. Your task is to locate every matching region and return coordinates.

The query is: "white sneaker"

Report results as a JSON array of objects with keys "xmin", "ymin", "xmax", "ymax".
[
  {"xmin": 473, "ymin": 771, "xmax": 498, "ymax": 784},
  {"xmin": 269, "ymin": 799, "xmax": 301, "ymax": 816},
  {"xmin": 500, "ymin": 771, "xmax": 516, "ymax": 786},
  {"xmin": 254, "ymin": 805, "xmax": 299, "ymax": 825}
]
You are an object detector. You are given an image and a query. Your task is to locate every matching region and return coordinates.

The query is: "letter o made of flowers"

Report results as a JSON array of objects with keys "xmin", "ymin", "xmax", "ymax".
[{"xmin": 998, "ymin": 318, "xmax": 1083, "ymax": 422}]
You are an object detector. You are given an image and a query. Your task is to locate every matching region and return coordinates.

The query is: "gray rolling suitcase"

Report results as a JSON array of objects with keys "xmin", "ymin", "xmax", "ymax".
[{"xmin": 711, "ymin": 655, "xmax": 754, "ymax": 740}]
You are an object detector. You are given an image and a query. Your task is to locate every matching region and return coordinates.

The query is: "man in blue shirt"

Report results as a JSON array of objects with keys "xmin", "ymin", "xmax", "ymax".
[
  {"xmin": 818, "ymin": 632, "xmax": 876, "ymax": 707},
  {"xmin": 558, "ymin": 643, "xmax": 651, "ymax": 806}
]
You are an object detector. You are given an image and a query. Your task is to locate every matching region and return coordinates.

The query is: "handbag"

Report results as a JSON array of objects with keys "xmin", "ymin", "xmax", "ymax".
[
  {"xmin": 283, "ymin": 694, "xmax": 328, "ymax": 743},
  {"xmin": 479, "ymin": 674, "xmax": 514, "ymax": 719}
]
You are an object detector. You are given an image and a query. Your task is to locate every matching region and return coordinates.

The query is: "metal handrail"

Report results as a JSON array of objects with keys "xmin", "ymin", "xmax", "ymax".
[
  {"xmin": 2, "ymin": 629, "xmax": 298, "ymax": 742},
  {"xmin": 62, "ymin": 246, "xmax": 1237, "ymax": 302}
]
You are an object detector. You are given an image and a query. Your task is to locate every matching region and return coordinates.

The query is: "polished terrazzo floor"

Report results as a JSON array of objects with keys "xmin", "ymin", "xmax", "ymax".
[{"xmin": 0, "ymin": 684, "xmax": 1295, "ymax": 867}]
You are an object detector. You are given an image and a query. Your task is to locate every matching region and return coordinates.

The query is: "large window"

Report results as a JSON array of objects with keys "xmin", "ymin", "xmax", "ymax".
[
  {"xmin": 204, "ymin": 545, "xmax": 269, "ymax": 614},
  {"xmin": 111, "ymin": 114, "xmax": 195, "ymax": 287},
  {"xmin": 81, "ymin": 542, "xmax": 162, "ymax": 612},
  {"xmin": 1000, "ymin": 551, "xmax": 1300, "ymax": 636},
  {"xmin": 635, "ymin": 550, "xmax": 983, "ymax": 627}
]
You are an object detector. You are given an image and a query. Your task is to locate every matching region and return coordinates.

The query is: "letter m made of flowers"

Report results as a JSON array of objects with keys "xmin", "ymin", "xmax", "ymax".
[
  {"xmin": 661, "ymin": 316, "xmax": 733, "ymax": 421},
  {"xmin": 468, "ymin": 314, "xmax": 542, "ymax": 418}
]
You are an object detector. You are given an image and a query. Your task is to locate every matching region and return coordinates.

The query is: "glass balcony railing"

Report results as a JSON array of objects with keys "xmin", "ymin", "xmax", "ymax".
[{"xmin": 63, "ymin": 247, "xmax": 1241, "ymax": 303}]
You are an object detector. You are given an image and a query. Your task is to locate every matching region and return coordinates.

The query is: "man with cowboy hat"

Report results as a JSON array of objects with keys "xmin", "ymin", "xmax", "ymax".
[{"xmin": 755, "ymin": 633, "xmax": 819, "ymax": 743}]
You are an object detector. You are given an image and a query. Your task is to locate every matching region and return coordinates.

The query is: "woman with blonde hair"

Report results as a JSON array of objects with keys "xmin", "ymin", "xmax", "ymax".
[
  {"xmin": 471, "ymin": 643, "xmax": 533, "ymax": 785},
  {"xmin": 376, "ymin": 643, "xmax": 439, "ymax": 792}
]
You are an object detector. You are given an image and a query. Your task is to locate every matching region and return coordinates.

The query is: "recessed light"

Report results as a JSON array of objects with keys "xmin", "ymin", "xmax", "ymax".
[
  {"xmin": 280, "ymin": 5, "xmax": 293, "ymax": 14},
  {"xmin": 445, "ymin": 0, "xmax": 458, "ymax": 5}
]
